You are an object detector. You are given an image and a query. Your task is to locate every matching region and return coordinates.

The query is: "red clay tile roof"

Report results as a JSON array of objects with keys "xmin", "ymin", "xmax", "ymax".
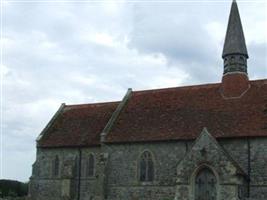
[
  {"xmin": 106, "ymin": 79, "xmax": 267, "ymax": 143},
  {"xmin": 37, "ymin": 79, "xmax": 267, "ymax": 147},
  {"xmin": 38, "ymin": 102, "xmax": 120, "ymax": 147}
]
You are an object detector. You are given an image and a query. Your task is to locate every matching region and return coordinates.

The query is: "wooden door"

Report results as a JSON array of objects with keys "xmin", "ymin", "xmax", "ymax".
[{"xmin": 195, "ymin": 168, "xmax": 217, "ymax": 200}]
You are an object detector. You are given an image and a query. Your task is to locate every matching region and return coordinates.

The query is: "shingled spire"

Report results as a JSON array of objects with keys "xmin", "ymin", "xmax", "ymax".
[
  {"xmin": 222, "ymin": 0, "xmax": 248, "ymax": 74},
  {"xmin": 221, "ymin": 0, "xmax": 250, "ymax": 98}
]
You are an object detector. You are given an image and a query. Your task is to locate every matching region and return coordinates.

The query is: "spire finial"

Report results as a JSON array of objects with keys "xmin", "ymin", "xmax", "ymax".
[{"xmin": 222, "ymin": 0, "xmax": 248, "ymax": 75}]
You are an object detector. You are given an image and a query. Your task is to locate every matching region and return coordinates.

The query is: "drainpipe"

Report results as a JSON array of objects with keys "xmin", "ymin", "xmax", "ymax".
[
  {"xmin": 247, "ymin": 137, "xmax": 251, "ymax": 197},
  {"xmin": 185, "ymin": 141, "xmax": 189, "ymax": 152},
  {"xmin": 77, "ymin": 148, "xmax": 82, "ymax": 200}
]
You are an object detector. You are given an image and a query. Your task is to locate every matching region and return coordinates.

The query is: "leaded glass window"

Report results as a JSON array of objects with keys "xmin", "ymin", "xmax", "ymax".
[
  {"xmin": 139, "ymin": 151, "xmax": 154, "ymax": 182},
  {"xmin": 86, "ymin": 154, "xmax": 95, "ymax": 177},
  {"xmin": 73, "ymin": 156, "xmax": 79, "ymax": 177},
  {"xmin": 53, "ymin": 156, "xmax": 60, "ymax": 177}
]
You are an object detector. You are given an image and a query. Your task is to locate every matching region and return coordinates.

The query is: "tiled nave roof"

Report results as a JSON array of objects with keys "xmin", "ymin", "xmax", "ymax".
[
  {"xmin": 38, "ymin": 79, "xmax": 267, "ymax": 147},
  {"xmin": 106, "ymin": 79, "xmax": 267, "ymax": 143},
  {"xmin": 38, "ymin": 102, "xmax": 119, "ymax": 147}
]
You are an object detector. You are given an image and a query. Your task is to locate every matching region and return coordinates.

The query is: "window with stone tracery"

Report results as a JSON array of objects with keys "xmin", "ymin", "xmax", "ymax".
[
  {"xmin": 139, "ymin": 151, "xmax": 154, "ymax": 182},
  {"xmin": 53, "ymin": 155, "xmax": 60, "ymax": 177},
  {"xmin": 86, "ymin": 154, "xmax": 95, "ymax": 177},
  {"xmin": 74, "ymin": 156, "xmax": 79, "ymax": 177}
]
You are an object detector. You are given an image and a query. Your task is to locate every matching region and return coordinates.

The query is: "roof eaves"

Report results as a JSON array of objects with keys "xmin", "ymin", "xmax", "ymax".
[
  {"xmin": 36, "ymin": 103, "xmax": 66, "ymax": 145},
  {"xmin": 38, "ymin": 143, "xmax": 101, "ymax": 149},
  {"xmin": 101, "ymin": 88, "xmax": 132, "ymax": 143}
]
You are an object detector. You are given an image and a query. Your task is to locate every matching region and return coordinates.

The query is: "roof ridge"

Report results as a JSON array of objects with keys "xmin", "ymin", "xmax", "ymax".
[
  {"xmin": 249, "ymin": 78, "xmax": 267, "ymax": 83},
  {"xmin": 133, "ymin": 82, "xmax": 221, "ymax": 94},
  {"xmin": 131, "ymin": 79, "xmax": 267, "ymax": 96},
  {"xmin": 65, "ymin": 101, "xmax": 121, "ymax": 108}
]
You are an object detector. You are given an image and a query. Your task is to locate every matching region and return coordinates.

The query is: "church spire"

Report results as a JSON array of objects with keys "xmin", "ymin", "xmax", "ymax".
[
  {"xmin": 221, "ymin": 0, "xmax": 250, "ymax": 98},
  {"xmin": 222, "ymin": 0, "xmax": 248, "ymax": 75}
]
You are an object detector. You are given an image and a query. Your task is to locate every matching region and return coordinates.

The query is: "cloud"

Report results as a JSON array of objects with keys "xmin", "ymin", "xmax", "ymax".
[
  {"xmin": 2, "ymin": 1, "xmax": 266, "ymax": 181},
  {"xmin": 128, "ymin": 2, "xmax": 267, "ymax": 83}
]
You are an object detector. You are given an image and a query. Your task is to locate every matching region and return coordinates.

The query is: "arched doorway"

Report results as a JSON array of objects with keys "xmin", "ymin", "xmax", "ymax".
[{"xmin": 195, "ymin": 167, "xmax": 217, "ymax": 200}]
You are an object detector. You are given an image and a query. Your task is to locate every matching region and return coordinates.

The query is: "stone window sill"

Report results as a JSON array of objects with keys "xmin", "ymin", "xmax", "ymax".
[{"xmin": 139, "ymin": 181, "xmax": 155, "ymax": 186}]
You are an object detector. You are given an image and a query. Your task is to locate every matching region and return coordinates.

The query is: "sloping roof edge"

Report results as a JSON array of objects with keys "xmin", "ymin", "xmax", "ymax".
[
  {"xmin": 36, "ymin": 103, "xmax": 65, "ymax": 144},
  {"xmin": 101, "ymin": 88, "xmax": 132, "ymax": 143},
  {"xmin": 198, "ymin": 128, "xmax": 247, "ymax": 176}
]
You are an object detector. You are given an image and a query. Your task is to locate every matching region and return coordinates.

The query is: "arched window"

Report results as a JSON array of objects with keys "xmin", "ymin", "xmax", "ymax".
[
  {"xmin": 139, "ymin": 151, "xmax": 154, "ymax": 182},
  {"xmin": 74, "ymin": 156, "xmax": 79, "ymax": 177},
  {"xmin": 230, "ymin": 56, "xmax": 235, "ymax": 64},
  {"xmin": 53, "ymin": 156, "xmax": 60, "ymax": 177},
  {"xmin": 195, "ymin": 167, "xmax": 217, "ymax": 200},
  {"xmin": 86, "ymin": 154, "xmax": 95, "ymax": 177},
  {"xmin": 224, "ymin": 58, "xmax": 228, "ymax": 66},
  {"xmin": 239, "ymin": 56, "xmax": 244, "ymax": 63}
]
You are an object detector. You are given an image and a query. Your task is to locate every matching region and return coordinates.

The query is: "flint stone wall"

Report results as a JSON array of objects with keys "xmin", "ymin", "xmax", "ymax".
[{"xmin": 29, "ymin": 137, "xmax": 267, "ymax": 200}]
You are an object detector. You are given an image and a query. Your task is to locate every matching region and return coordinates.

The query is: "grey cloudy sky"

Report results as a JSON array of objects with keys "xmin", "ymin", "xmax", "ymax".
[{"xmin": 1, "ymin": 0, "xmax": 267, "ymax": 181}]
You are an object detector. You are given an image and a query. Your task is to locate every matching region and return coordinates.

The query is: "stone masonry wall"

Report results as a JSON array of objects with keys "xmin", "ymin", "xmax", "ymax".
[
  {"xmin": 30, "ymin": 137, "xmax": 267, "ymax": 200},
  {"xmin": 30, "ymin": 147, "xmax": 103, "ymax": 200},
  {"xmin": 249, "ymin": 138, "xmax": 267, "ymax": 199},
  {"xmin": 221, "ymin": 138, "xmax": 267, "ymax": 200},
  {"xmin": 103, "ymin": 141, "xmax": 188, "ymax": 200}
]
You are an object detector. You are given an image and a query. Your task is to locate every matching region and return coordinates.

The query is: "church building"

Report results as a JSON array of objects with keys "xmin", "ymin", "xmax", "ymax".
[{"xmin": 29, "ymin": 1, "xmax": 267, "ymax": 200}]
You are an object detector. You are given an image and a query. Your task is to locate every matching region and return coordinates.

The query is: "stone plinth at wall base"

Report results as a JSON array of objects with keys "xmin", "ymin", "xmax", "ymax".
[
  {"xmin": 0, "ymin": 197, "xmax": 30, "ymax": 200},
  {"xmin": 60, "ymin": 197, "xmax": 71, "ymax": 200},
  {"xmin": 245, "ymin": 198, "xmax": 266, "ymax": 200},
  {"xmin": 94, "ymin": 196, "xmax": 103, "ymax": 200}
]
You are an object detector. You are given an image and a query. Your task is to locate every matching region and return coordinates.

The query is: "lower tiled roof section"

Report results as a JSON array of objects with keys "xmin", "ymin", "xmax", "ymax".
[
  {"xmin": 38, "ymin": 101, "xmax": 120, "ymax": 147},
  {"xmin": 106, "ymin": 79, "xmax": 267, "ymax": 143}
]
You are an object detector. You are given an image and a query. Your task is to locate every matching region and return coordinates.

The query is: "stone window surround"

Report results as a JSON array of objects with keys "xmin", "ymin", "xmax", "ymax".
[
  {"xmin": 51, "ymin": 155, "xmax": 60, "ymax": 178},
  {"xmin": 85, "ymin": 153, "xmax": 96, "ymax": 178},
  {"xmin": 137, "ymin": 149, "xmax": 156, "ymax": 185}
]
